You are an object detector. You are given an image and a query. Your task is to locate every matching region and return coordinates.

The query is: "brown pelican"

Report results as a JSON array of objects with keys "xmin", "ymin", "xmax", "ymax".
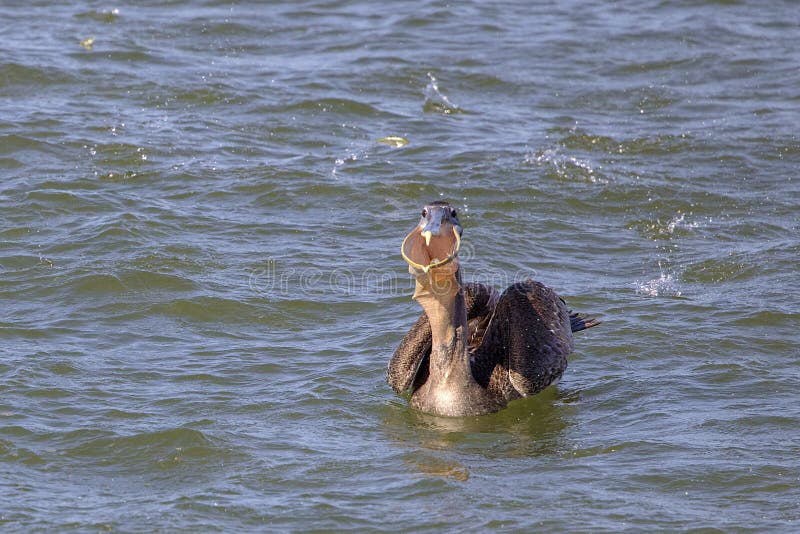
[{"xmin": 387, "ymin": 201, "xmax": 599, "ymax": 417}]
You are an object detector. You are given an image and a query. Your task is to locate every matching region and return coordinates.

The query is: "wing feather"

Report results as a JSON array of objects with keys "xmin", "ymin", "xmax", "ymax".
[{"xmin": 471, "ymin": 280, "xmax": 573, "ymax": 400}]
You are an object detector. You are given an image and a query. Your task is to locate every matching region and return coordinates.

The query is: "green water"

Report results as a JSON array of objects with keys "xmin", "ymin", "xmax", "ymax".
[{"xmin": 1, "ymin": 1, "xmax": 799, "ymax": 531}]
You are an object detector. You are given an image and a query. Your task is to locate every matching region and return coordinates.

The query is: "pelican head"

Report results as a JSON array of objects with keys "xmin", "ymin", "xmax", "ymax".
[{"xmin": 401, "ymin": 200, "xmax": 462, "ymax": 275}]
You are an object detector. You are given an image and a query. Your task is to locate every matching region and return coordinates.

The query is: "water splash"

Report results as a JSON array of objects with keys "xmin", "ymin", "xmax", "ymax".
[
  {"xmin": 332, "ymin": 135, "xmax": 409, "ymax": 177},
  {"xmin": 332, "ymin": 151, "xmax": 356, "ymax": 175},
  {"xmin": 423, "ymin": 72, "xmax": 461, "ymax": 114},
  {"xmin": 666, "ymin": 213, "xmax": 700, "ymax": 234},
  {"xmin": 630, "ymin": 212, "xmax": 706, "ymax": 240},
  {"xmin": 525, "ymin": 146, "xmax": 608, "ymax": 184},
  {"xmin": 332, "ymin": 147, "xmax": 369, "ymax": 177},
  {"xmin": 634, "ymin": 262, "xmax": 682, "ymax": 297}
]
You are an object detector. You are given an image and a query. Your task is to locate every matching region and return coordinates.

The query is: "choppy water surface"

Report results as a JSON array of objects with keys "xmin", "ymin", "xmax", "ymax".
[{"xmin": 2, "ymin": 1, "xmax": 799, "ymax": 531}]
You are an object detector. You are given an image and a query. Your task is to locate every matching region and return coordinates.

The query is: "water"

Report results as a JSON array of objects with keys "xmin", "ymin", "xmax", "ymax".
[{"xmin": 1, "ymin": 0, "xmax": 799, "ymax": 531}]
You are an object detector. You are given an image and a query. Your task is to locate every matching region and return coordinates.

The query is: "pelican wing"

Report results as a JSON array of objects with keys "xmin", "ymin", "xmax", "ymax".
[
  {"xmin": 471, "ymin": 280, "xmax": 574, "ymax": 400},
  {"xmin": 387, "ymin": 311, "xmax": 431, "ymax": 394}
]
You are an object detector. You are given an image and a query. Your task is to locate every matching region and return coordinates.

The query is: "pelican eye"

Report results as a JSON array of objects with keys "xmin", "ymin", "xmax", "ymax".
[
  {"xmin": 421, "ymin": 208, "xmax": 427, "ymax": 217},
  {"xmin": 450, "ymin": 208, "xmax": 457, "ymax": 218}
]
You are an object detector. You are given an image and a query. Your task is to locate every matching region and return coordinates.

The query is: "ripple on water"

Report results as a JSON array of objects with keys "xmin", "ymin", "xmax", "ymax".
[
  {"xmin": 0, "ymin": 134, "xmax": 66, "ymax": 158},
  {"xmin": 0, "ymin": 439, "xmax": 46, "ymax": 467},
  {"xmin": 86, "ymin": 141, "xmax": 150, "ymax": 167},
  {"xmin": 0, "ymin": 156, "xmax": 23, "ymax": 169},
  {"xmin": 682, "ymin": 255, "xmax": 757, "ymax": 284},
  {"xmin": 74, "ymin": 8, "xmax": 119, "ymax": 23},
  {"xmin": 149, "ymin": 297, "xmax": 263, "ymax": 324},
  {"xmin": 172, "ymin": 86, "xmax": 246, "ymax": 107},
  {"xmin": 525, "ymin": 146, "xmax": 608, "ymax": 184},
  {"xmin": 67, "ymin": 269, "xmax": 200, "ymax": 296},
  {"xmin": 281, "ymin": 97, "xmax": 397, "ymax": 118},
  {"xmin": 559, "ymin": 83, "xmax": 682, "ymax": 117},
  {"xmin": 0, "ymin": 64, "xmax": 78, "ymax": 91},
  {"xmin": 556, "ymin": 128, "xmax": 694, "ymax": 156},
  {"xmin": 61, "ymin": 427, "xmax": 236, "ymax": 471},
  {"xmin": 729, "ymin": 309, "xmax": 800, "ymax": 329},
  {"xmin": 69, "ymin": 273, "xmax": 127, "ymax": 295},
  {"xmin": 129, "ymin": 247, "xmax": 226, "ymax": 277}
]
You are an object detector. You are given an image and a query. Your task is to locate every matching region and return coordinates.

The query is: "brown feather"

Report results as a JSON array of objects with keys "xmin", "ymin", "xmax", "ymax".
[{"xmin": 389, "ymin": 279, "xmax": 599, "ymax": 408}]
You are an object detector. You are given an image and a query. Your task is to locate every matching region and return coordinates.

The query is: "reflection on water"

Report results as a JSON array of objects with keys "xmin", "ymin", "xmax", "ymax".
[
  {"xmin": 405, "ymin": 453, "xmax": 471, "ymax": 482},
  {"xmin": 382, "ymin": 386, "xmax": 577, "ymax": 481}
]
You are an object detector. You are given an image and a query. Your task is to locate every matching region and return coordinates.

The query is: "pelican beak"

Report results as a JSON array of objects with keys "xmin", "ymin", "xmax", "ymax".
[
  {"xmin": 420, "ymin": 209, "xmax": 443, "ymax": 246},
  {"xmin": 401, "ymin": 206, "xmax": 461, "ymax": 274}
]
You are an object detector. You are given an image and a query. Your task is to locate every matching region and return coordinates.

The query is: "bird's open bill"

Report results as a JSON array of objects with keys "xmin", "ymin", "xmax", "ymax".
[{"xmin": 401, "ymin": 222, "xmax": 461, "ymax": 274}]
